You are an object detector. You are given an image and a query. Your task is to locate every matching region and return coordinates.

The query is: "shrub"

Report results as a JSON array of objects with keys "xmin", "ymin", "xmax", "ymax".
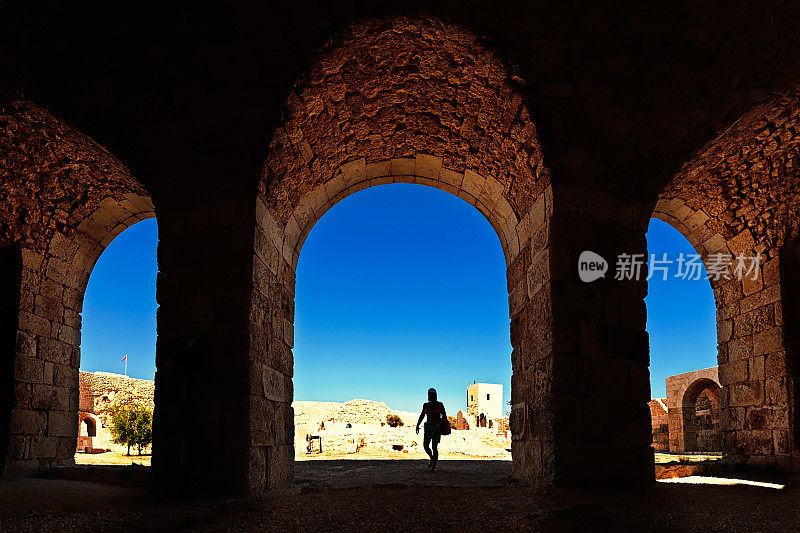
[
  {"xmin": 109, "ymin": 404, "xmax": 153, "ymax": 455},
  {"xmin": 447, "ymin": 415, "xmax": 458, "ymax": 429},
  {"xmin": 386, "ymin": 413, "xmax": 404, "ymax": 427}
]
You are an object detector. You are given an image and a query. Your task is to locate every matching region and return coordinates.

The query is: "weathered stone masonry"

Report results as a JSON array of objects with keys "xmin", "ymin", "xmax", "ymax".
[
  {"xmin": 2, "ymin": 9, "xmax": 800, "ymax": 496},
  {"xmin": 654, "ymin": 89, "xmax": 800, "ymax": 471},
  {"xmin": 0, "ymin": 101, "xmax": 155, "ymax": 476},
  {"xmin": 77, "ymin": 371, "xmax": 155, "ymax": 451}
]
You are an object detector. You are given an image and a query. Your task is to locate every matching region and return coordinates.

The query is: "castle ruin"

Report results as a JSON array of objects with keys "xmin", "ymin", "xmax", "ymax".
[
  {"xmin": 649, "ymin": 367, "xmax": 722, "ymax": 454},
  {"xmin": 76, "ymin": 371, "xmax": 154, "ymax": 453}
]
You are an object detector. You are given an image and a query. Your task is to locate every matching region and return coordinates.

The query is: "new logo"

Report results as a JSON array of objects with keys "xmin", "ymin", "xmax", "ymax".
[{"xmin": 578, "ymin": 251, "xmax": 608, "ymax": 282}]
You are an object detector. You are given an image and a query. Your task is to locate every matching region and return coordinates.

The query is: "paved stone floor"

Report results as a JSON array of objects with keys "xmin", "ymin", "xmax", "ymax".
[
  {"xmin": 293, "ymin": 459, "xmax": 511, "ymax": 490},
  {"xmin": 0, "ymin": 463, "xmax": 798, "ymax": 531}
]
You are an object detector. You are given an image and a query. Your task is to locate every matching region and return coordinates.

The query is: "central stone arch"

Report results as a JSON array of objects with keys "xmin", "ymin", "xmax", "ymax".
[{"xmin": 249, "ymin": 16, "xmax": 555, "ymax": 490}]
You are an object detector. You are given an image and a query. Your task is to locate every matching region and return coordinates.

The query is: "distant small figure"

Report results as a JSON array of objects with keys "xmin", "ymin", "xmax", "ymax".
[
  {"xmin": 416, "ymin": 387, "xmax": 447, "ymax": 472},
  {"xmin": 318, "ymin": 420, "xmax": 325, "ymax": 431},
  {"xmin": 345, "ymin": 422, "xmax": 352, "ymax": 429}
]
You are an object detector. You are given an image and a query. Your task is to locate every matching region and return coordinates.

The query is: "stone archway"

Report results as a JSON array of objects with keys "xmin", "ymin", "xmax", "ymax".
[
  {"xmin": 651, "ymin": 87, "xmax": 800, "ymax": 469},
  {"xmin": 77, "ymin": 413, "xmax": 99, "ymax": 451},
  {"xmin": 81, "ymin": 415, "xmax": 97, "ymax": 438},
  {"xmin": 0, "ymin": 101, "xmax": 156, "ymax": 477},
  {"xmin": 248, "ymin": 16, "xmax": 555, "ymax": 491},
  {"xmin": 681, "ymin": 377, "xmax": 722, "ymax": 453}
]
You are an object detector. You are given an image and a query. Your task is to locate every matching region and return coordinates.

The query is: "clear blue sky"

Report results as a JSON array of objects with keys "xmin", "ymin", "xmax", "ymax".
[
  {"xmin": 80, "ymin": 217, "xmax": 158, "ymax": 379},
  {"xmin": 79, "ymin": 187, "xmax": 717, "ymax": 412},
  {"xmin": 645, "ymin": 218, "xmax": 718, "ymax": 397}
]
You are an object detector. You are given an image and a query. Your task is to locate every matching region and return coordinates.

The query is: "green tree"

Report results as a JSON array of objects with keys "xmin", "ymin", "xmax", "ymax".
[{"xmin": 109, "ymin": 404, "xmax": 153, "ymax": 455}]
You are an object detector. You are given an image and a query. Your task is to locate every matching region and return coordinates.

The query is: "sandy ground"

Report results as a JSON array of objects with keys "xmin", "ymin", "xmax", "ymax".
[
  {"xmin": 75, "ymin": 451, "xmax": 152, "ymax": 466},
  {"xmin": 76, "ymin": 399, "xmax": 512, "ymax": 467},
  {"xmin": 654, "ymin": 452, "xmax": 721, "ymax": 463},
  {"xmin": 295, "ymin": 425, "xmax": 511, "ymax": 461},
  {"xmin": 294, "ymin": 399, "xmax": 512, "ymax": 461},
  {"xmin": 0, "ymin": 464, "xmax": 797, "ymax": 531}
]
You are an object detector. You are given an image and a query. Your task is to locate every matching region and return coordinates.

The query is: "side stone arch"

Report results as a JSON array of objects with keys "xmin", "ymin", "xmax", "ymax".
[
  {"xmin": 651, "ymin": 87, "xmax": 800, "ymax": 470},
  {"xmin": 0, "ymin": 100, "xmax": 156, "ymax": 476}
]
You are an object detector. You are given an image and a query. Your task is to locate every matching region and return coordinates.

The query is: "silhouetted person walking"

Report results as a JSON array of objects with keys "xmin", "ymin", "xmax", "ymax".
[{"xmin": 416, "ymin": 388, "xmax": 446, "ymax": 472}]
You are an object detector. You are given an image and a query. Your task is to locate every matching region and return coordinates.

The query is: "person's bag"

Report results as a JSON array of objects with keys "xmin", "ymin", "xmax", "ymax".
[{"xmin": 440, "ymin": 416, "xmax": 451, "ymax": 436}]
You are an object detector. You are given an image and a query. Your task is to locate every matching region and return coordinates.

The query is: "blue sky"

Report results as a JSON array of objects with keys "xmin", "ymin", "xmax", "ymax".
[
  {"xmin": 645, "ymin": 218, "xmax": 718, "ymax": 397},
  {"xmin": 79, "ymin": 186, "xmax": 717, "ymax": 412},
  {"xmin": 80, "ymin": 217, "xmax": 158, "ymax": 379}
]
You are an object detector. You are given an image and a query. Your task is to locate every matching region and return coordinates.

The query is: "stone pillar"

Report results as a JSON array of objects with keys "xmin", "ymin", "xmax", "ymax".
[
  {"xmin": 510, "ymin": 185, "xmax": 653, "ymax": 485},
  {"xmin": 771, "ymin": 245, "xmax": 800, "ymax": 471},
  {"xmin": 0, "ymin": 244, "xmax": 22, "ymax": 476},
  {"xmin": 152, "ymin": 193, "xmax": 294, "ymax": 495},
  {"xmin": 718, "ymin": 253, "xmax": 794, "ymax": 470},
  {"xmin": 152, "ymin": 195, "xmax": 259, "ymax": 494}
]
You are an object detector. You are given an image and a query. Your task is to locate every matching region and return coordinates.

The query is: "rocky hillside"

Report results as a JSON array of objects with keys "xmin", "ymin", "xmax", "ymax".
[{"xmin": 293, "ymin": 399, "xmax": 419, "ymax": 428}]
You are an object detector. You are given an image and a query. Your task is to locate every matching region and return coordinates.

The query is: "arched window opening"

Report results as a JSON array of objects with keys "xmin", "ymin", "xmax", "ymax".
[
  {"xmin": 645, "ymin": 219, "xmax": 722, "ymax": 462},
  {"xmin": 681, "ymin": 378, "xmax": 722, "ymax": 453},
  {"xmin": 75, "ymin": 218, "xmax": 157, "ymax": 462}
]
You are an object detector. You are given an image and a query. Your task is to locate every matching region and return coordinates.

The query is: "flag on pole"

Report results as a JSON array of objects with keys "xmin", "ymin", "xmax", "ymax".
[
  {"xmin": 121, "ymin": 354, "xmax": 128, "ymax": 376},
  {"xmin": 120, "ymin": 354, "xmax": 127, "ymax": 362}
]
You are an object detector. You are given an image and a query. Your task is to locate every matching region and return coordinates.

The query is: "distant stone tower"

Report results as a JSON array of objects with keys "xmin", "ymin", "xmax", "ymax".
[{"xmin": 466, "ymin": 382, "xmax": 503, "ymax": 426}]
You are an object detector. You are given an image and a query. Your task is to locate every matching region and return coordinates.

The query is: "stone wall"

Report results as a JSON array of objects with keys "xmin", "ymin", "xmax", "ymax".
[
  {"xmin": 77, "ymin": 371, "xmax": 154, "ymax": 452},
  {"xmin": 648, "ymin": 398, "xmax": 669, "ymax": 452},
  {"xmin": 79, "ymin": 371, "xmax": 154, "ymax": 425},
  {"xmin": 3, "ymin": 8, "xmax": 800, "ymax": 496}
]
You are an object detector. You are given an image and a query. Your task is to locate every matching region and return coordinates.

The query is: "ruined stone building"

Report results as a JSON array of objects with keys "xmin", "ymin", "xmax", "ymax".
[
  {"xmin": 2, "ymin": 2, "xmax": 800, "ymax": 496},
  {"xmin": 77, "ymin": 371, "xmax": 154, "ymax": 452},
  {"xmin": 649, "ymin": 367, "xmax": 722, "ymax": 454}
]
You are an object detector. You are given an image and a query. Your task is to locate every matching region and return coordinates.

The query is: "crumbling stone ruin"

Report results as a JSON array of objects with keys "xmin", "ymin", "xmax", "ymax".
[
  {"xmin": 2, "ymin": 4, "xmax": 800, "ymax": 496},
  {"xmin": 455, "ymin": 411, "xmax": 470, "ymax": 431}
]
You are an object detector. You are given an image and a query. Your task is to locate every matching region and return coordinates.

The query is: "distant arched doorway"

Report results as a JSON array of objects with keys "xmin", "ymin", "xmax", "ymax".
[
  {"xmin": 682, "ymin": 378, "xmax": 721, "ymax": 452},
  {"xmin": 81, "ymin": 416, "xmax": 97, "ymax": 437}
]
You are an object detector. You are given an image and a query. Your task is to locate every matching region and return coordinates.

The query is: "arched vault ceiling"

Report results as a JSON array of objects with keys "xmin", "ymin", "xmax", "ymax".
[
  {"xmin": 2, "ymin": 2, "xmax": 800, "ymax": 203},
  {"xmin": 0, "ymin": 101, "xmax": 146, "ymax": 248},
  {"xmin": 661, "ymin": 88, "xmax": 800, "ymax": 253},
  {"xmin": 262, "ymin": 17, "xmax": 548, "ymax": 224}
]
